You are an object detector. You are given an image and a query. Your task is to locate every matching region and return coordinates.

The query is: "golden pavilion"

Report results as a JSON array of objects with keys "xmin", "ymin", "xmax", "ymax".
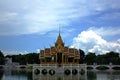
[{"xmin": 39, "ymin": 32, "xmax": 80, "ymax": 64}]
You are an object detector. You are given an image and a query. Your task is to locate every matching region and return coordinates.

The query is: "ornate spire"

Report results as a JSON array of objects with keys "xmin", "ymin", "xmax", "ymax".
[{"xmin": 55, "ymin": 27, "xmax": 64, "ymax": 47}]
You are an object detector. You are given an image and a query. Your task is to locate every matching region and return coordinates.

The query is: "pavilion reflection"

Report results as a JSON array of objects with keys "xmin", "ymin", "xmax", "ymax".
[{"xmin": 33, "ymin": 74, "xmax": 87, "ymax": 80}]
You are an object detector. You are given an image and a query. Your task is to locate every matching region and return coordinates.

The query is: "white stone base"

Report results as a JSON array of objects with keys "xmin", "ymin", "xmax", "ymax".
[{"xmin": 33, "ymin": 64, "xmax": 87, "ymax": 79}]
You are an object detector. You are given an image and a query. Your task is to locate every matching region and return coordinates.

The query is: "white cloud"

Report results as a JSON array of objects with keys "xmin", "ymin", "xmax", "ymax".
[
  {"xmin": 0, "ymin": 0, "xmax": 119, "ymax": 35},
  {"xmin": 71, "ymin": 28, "xmax": 120, "ymax": 54},
  {"xmin": 2, "ymin": 50, "xmax": 28, "ymax": 56}
]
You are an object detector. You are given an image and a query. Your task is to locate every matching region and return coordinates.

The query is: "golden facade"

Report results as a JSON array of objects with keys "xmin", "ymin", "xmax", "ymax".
[{"xmin": 39, "ymin": 33, "xmax": 80, "ymax": 64}]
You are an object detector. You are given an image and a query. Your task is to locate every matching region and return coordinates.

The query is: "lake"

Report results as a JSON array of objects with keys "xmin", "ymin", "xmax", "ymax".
[{"xmin": 0, "ymin": 70, "xmax": 120, "ymax": 80}]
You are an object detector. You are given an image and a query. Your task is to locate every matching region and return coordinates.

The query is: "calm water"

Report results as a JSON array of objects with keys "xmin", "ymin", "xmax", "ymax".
[{"xmin": 0, "ymin": 70, "xmax": 120, "ymax": 80}]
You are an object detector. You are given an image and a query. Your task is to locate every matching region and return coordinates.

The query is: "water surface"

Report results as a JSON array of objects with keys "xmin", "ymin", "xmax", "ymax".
[{"xmin": 0, "ymin": 70, "xmax": 120, "ymax": 80}]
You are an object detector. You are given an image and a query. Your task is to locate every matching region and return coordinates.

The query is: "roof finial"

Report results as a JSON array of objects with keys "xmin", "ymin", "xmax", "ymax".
[{"xmin": 58, "ymin": 25, "xmax": 61, "ymax": 36}]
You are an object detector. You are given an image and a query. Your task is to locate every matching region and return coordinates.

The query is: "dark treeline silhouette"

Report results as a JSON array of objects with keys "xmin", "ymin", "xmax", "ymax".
[
  {"xmin": 0, "ymin": 51, "xmax": 5, "ymax": 65},
  {"xmin": 0, "ymin": 50, "xmax": 120, "ymax": 65},
  {"xmin": 79, "ymin": 50, "xmax": 120, "ymax": 65},
  {"xmin": 84, "ymin": 51, "xmax": 120, "ymax": 65},
  {"xmin": 5, "ymin": 53, "xmax": 40, "ymax": 65}
]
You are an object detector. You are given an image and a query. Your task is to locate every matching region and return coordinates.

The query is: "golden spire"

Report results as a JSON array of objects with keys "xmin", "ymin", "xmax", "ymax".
[{"xmin": 55, "ymin": 27, "xmax": 64, "ymax": 47}]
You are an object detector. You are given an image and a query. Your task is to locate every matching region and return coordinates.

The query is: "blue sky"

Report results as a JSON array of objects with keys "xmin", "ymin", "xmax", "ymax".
[{"xmin": 0, "ymin": 0, "xmax": 120, "ymax": 55}]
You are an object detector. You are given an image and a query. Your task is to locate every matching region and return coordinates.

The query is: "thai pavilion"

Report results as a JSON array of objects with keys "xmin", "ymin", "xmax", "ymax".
[
  {"xmin": 39, "ymin": 32, "xmax": 80, "ymax": 65},
  {"xmin": 33, "ymin": 31, "xmax": 86, "ymax": 78}
]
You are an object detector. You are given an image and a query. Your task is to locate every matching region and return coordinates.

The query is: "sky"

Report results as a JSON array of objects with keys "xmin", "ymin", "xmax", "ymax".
[{"xmin": 0, "ymin": 0, "xmax": 120, "ymax": 55}]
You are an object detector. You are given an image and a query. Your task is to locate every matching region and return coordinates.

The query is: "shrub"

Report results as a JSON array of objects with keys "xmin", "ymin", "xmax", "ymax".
[
  {"xmin": 96, "ymin": 66, "xmax": 109, "ymax": 70},
  {"xmin": 27, "ymin": 66, "xmax": 33, "ymax": 70},
  {"xmin": 87, "ymin": 67, "xmax": 93, "ymax": 70},
  {"xmin": 112, "ymin": 66, "xmax": 120, "ymax": 70},
  {"xmin": 20, "ymin": 66, "xmax": 26, "ymax": 69}
]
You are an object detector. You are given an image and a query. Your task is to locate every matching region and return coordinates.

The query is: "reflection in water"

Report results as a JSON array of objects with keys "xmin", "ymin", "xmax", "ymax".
[
  {"xmin": 87, "ymin": 71, "xmax": 96, "ymax": 80},
  {"xmin": 96, "ymin": 71, "xmax": 120, "ymax": 80},
  {"xmin": 33, "ymin": 74, "xmax": 86, "ymax": 80},
  {"xmin": 33, "ymin": 71, "xmax": 120, "ymax": 80},
  {"xmin": 0, "ymin": 70, "xmax": 4, "ymax": 80},
  {"xmin": 0, "ymin": 70, "xmax": 120, "ymax": 80},
  {"xmin": 0, "ymin": 70, "xmax": 32, "ymax": 80}
]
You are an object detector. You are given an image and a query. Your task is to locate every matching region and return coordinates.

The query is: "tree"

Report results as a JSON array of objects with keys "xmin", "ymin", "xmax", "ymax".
[
  {"xmin": 26, "ymin": 53, "xmax": 39, "ymax": 64},
  {"xmin": 85, "ymin": 52, "xmax": 96, "ymax": 65},
  {"xmin": 105, "ymin": 51, "xmax": 120, "ymax": 65},
  {"xmin": 79, "ymin": 49, "xmax": 85, "ymax": 64},
  {"xmin": 10, "ymin": 54, "xmax": 25, "ymax": 65},
  {"xmin": 96, "ymin": 54, "xmax": 107, "ymax": 65},
  {"xmin": 0, "ymin": 50, "xmax": 5, "ymax": 65}
]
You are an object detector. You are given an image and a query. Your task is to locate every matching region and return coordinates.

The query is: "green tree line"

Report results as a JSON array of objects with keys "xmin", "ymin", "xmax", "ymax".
[
  {"xmin": 0, "ymin": 50, "xmax": 120, "ymax": 65},
  {"xmin": 81, "ymin": 51, "xmax": 120, "ymax": 65},
  {"xmin": 11, "ymin": 53, "xmax": 40, "ymax": 65},
  {"xmin": 0, "ymin": 51, "xmax": 39, "ymax": 65}
]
